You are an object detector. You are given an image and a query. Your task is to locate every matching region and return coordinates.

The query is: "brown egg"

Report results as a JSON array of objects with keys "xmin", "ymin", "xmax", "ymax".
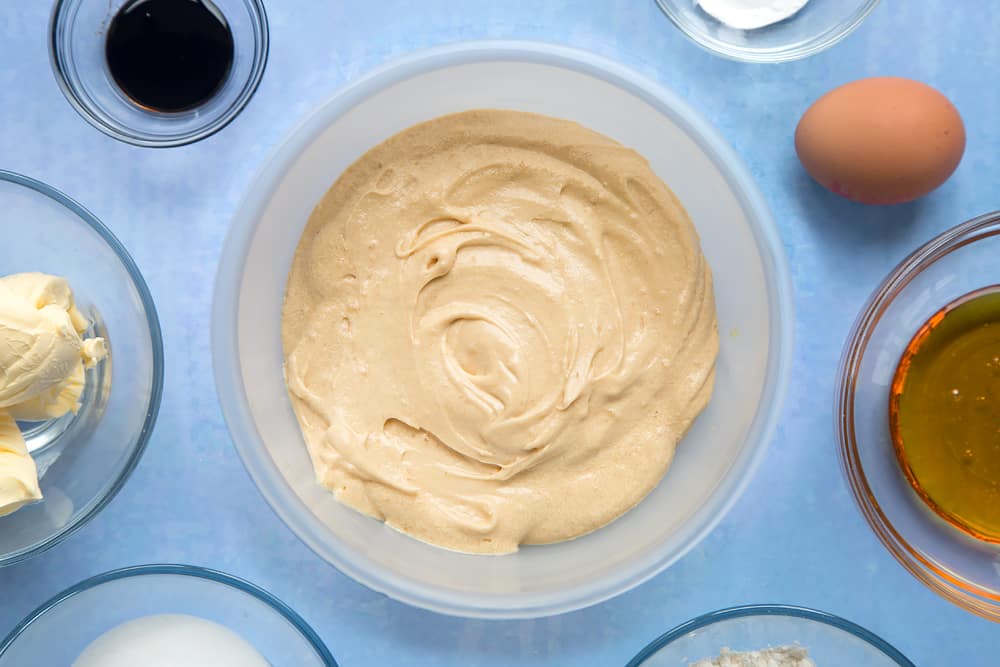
[{"xmin": 795, "ymin": 77, "xmax": 965, "ymax": 205}]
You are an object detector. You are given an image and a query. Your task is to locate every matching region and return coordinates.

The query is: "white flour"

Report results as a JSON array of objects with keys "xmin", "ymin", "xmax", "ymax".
[
  {"xmin": 694, "ymin": 0, "xmax": 810, "ymax": 30},
  {"xmin": 690, "ymin": 646, "xmax": 816, "ymax": 667}
]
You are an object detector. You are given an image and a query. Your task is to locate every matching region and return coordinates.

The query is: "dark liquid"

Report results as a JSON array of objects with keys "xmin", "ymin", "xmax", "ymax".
[{"xmin": 105, "ymin": 0, "xmax": 235, "ymax": 113}]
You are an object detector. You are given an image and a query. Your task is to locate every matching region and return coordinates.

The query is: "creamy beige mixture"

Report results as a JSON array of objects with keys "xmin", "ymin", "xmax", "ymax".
[{"xmin": 282, "ymin": 110, "xmax": 718, "ymax": 554}]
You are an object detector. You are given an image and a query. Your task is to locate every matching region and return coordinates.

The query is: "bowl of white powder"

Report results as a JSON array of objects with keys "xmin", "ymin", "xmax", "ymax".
[
  {"xmin": 627, "ymin": 605, "xmax": 914, "ymax": 666},
  {"xmin": 213, "ymin": 41, "xmax": 793, "ymax": 618},
  {"xmin": 0, "ymin": 564, "xmax": 336, "ymax": 666},
  {"xmin": 655, "ymin": 0, "xmax": 880, "ymax": 62}
]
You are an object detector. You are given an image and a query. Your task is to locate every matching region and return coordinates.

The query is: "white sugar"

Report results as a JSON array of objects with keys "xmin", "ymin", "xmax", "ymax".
[{"xmin": 73, "ymin": 614, "xmax": 270, "ymax": 667}]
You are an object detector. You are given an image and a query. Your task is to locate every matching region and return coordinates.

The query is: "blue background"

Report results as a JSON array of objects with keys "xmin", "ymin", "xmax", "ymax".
[{"xmin": 1, "ymin": 1, "xmax": 998, "ymax": 664}]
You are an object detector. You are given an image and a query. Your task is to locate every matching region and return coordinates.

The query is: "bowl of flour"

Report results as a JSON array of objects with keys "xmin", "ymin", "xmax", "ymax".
[
  {"xmin": 627, "ymin": 605, "xmax": 914, "ymax": 667},
  {"xmin": 654, "ymin": 0, "xmax": 881, "ymax": 62}
]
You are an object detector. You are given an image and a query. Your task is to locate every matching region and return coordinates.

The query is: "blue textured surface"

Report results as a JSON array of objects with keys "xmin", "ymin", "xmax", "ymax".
[{"xmin": 1, "ymin": 1, "xmax": 998, "ymax": 665}]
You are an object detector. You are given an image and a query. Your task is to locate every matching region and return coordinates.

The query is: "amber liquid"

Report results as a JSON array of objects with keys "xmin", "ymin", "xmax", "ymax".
[{"xmin": 890, "ymin": 286, "xmax": 1000, "ymax": 542}]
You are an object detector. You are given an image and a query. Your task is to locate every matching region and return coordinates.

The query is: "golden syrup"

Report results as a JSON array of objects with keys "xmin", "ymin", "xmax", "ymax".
[{"xmin": 890, "ymin": 286, "xmax": 1000, "ymax": 542}]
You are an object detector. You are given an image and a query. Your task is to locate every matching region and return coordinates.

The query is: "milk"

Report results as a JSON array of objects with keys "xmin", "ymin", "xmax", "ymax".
[{"xmin": 73, "ymin": 614, "xmax": 270, "ymax": 667}]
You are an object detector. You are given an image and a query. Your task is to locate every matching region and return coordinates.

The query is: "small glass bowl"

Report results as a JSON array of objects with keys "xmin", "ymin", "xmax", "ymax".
[
  {"xmin": 0, "ymin": 171, "xmax": 163, "ymax": 566},
  {"xmin": 655, "ymin": 0, "xmax": 880, "ymax": 63},
  {"xmin": 0, "ymin": 564, "xmax": 337, "ymax": 666},
  {"xmin": 50, "ymin": 0, "xmax": 268, "ymax": 147},
  {"xmin": 627, "ymin": 605, "xmax": 914, "ymax": 666},
  {"xmin": 837, "ymin": 211, "xmax": 1000, "ymax": 622}
]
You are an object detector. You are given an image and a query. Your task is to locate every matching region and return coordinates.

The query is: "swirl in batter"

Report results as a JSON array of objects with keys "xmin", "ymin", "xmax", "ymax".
[{"xmin": 282, "ymin": 110, "xmax": 718, "ymax": 553}]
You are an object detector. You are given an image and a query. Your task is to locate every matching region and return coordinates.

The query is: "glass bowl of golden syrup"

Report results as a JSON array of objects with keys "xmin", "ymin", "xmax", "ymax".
[
  {"xmin": 890, "ymin": 287, "xmax": 1000, "ymax": 544},
  {"xmin": 837, "ymin": 211, "xmax": 1000, "ymax": 622}
]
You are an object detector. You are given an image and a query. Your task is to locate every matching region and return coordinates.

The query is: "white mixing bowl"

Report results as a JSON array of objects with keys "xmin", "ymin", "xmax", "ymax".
[{"xmin": 212, "ymin": 41, "xmax": 792, "ymax": 619}]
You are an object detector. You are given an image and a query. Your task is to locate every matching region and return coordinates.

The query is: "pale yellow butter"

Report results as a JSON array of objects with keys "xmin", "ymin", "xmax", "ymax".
[
  {"xmin": 0, "ymin": 273, "xmax": 107, "ymax": 516},
  {"xmin": 0, "ymin": 409, "xmax": 42, "ymax": 516}
]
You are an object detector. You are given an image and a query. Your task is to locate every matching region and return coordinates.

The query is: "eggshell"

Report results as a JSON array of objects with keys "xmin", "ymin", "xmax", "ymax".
[{"xmin": 795, "ymin": 77, "xmax": 965, "ymax": 205}]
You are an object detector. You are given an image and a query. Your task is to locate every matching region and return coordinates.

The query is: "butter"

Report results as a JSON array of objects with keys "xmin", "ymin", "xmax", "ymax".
[
  {"xmin": 0, "ymin": 273, "xmax": 108, "ymax": 516},
  {"xmin": 0, "ymin": 409, "xmax": 42, "ymax": 516},
  {"xmin": 7, "ymin": 360, "xmax": 86, "ymax": 421}
]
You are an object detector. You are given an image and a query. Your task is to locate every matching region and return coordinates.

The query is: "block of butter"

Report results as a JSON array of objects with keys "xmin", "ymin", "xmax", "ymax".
[{"xmin": 0, "ymin": 273, "xmax": 107, "ymax": 516}]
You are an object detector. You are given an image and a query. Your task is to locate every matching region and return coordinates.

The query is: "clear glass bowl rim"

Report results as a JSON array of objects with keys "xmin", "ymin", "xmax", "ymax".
[
  {"xmin": 0, "ymin": 169, "xmax": 165, "ymax": 567},
  {"xmin": 836, "ymin": 210, "xmax": 1000, "ymax": 622},
  {"xmin": 0, "ymin": 563, "xmax": 338, "ymax": 665},
  {"xmin": 626, "ymin": 604, "xmax": 915, "ymax": 666},
  {"xmin": 48, "ymin": 0, "xmax": 270, "ymax": 148},
  {"xmin": 653, "ymin": 0, "xmax": 881, "ymax": 63},
  {"xmin": 211, "ymin": 40, "xmax": 795, "ymax": 618}
]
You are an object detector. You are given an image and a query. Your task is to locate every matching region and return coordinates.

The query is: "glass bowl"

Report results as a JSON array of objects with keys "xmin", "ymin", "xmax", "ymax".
[
  {"xmin": 837, "ymin": 211, "xmax": 1000, "ymax": 622},
  {"xmin": 627, "ymin": 605, "xmax": 914, "ymax": 666},
  {"xmin": 212, "ymin": 41, "xmax": 793, "ymax": 618},
  {"xmin": 50, "ymin": 0, "xmax": 269, "ymax": 147},
  {"xmin": 655, "ymin": 0, "xmax": 880, "ymax": 62},
  {"xmin": 0, "ymin": 170, "xmax": 163, "ymax": 566},
  {"xmin": 0, "ymin": 564, "xmax": 337, "ymax": 666}
]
